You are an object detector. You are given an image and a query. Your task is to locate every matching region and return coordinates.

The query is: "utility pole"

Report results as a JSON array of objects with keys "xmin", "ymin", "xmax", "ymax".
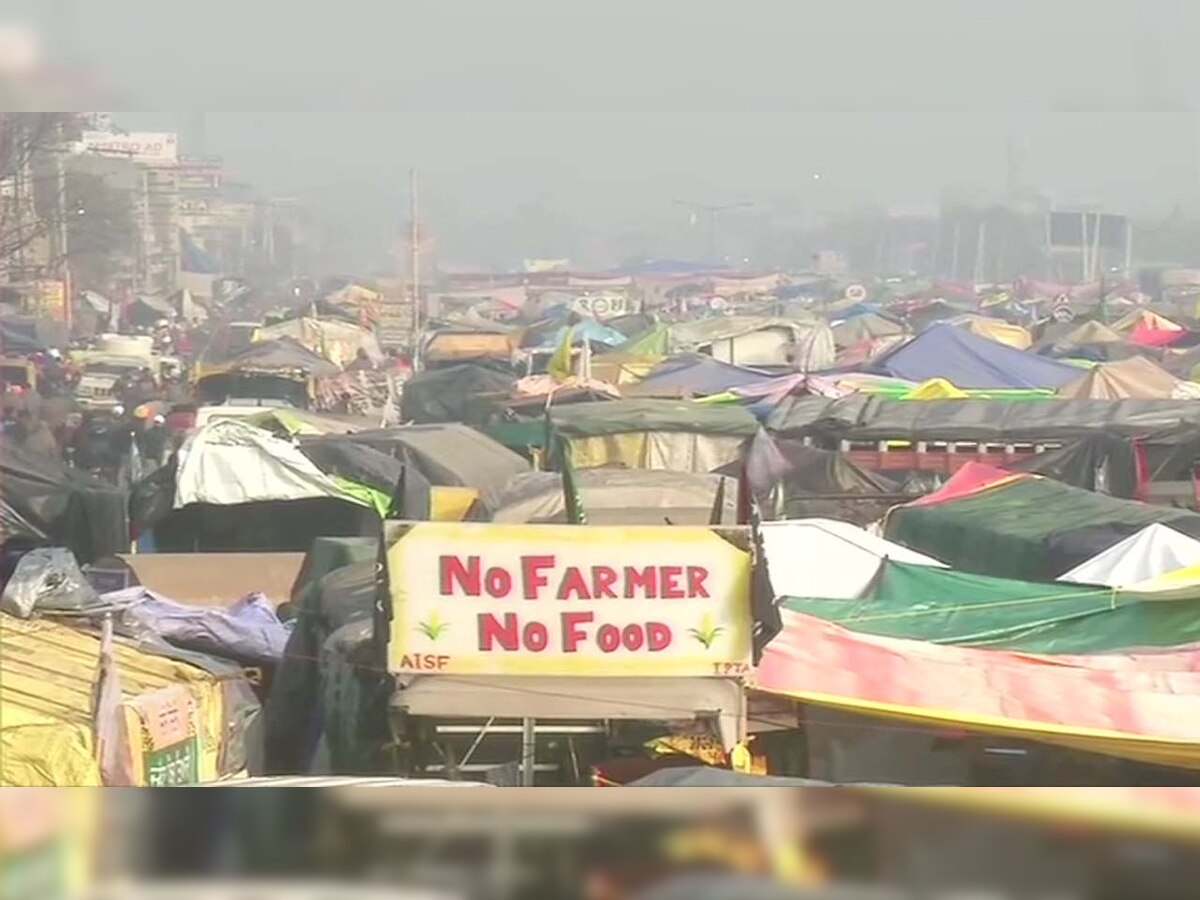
[
  {"xmin": 409, "ymin": 168, "xmax": 421, "ymax": 362},
  {"xmin": 673, "ymin": 199, "xmax": 753, "ymax": 265},
  {"xmin": 54, "ymin": 117, "xmax": 72, "ymax": 330}
]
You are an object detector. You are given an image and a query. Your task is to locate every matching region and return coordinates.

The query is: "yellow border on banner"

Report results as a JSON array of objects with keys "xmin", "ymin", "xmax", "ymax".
[
  {"xmin": 750, "ymin": 686, "xmax": 1200, "ymax": 770},
  {"xmin": 388, "ymin": 523, "xmax": 753, "ymax": 677}
]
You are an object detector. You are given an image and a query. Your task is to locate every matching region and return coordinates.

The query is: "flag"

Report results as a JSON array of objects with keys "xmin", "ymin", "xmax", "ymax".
[
  {"xmin": 92, "ymin": 614, "xmax": 135, "ymax": 785},
  {"xmin": 548, "ymin": 327, "xmax": 575, "ymax": 382}
]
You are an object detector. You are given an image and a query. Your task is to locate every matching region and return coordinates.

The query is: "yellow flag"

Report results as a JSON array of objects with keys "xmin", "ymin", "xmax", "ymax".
[{"xmin": 548, "ymin": 326, "xmax": 575, "ymax": 382}]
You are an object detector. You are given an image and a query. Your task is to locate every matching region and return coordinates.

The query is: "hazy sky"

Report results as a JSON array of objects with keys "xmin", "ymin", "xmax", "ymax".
[{"xmin": 9, "ymin": 1, "xmax": 1200, "ymax": 269}]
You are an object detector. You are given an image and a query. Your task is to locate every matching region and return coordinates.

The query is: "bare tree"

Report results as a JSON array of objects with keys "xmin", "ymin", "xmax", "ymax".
[{"xmin": 0, "ymin": 112, "xmax": 76, "ymax": 275}]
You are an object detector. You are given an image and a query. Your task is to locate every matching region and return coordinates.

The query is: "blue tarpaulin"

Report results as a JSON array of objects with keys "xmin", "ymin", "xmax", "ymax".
[
  {"xmin": 638, "ymin": 354, "xmax": 774, "ymax": 396},
  {"xmin": 866, "ymin": 323, "xmax": 1080, "ymax": 389},
  {"xmin": 534, "ymin": 319, "xmax": 627, "ymax": 349},
  {"xmin": 180, "ymin": 228, "xmax": 220, "ymax": 274}
]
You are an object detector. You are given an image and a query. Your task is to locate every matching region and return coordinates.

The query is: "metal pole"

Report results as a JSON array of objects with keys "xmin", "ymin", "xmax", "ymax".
[
  {"xmin": 409, "ymin": 168, "xmax": 421, "ymax": 362},
  {"xmin": 520, "ymin": 717, "xmax": 536, "ymax": 786},
  {"xmin": 55, "ymin": 120, "xmax": 72, "ymax": 330}
]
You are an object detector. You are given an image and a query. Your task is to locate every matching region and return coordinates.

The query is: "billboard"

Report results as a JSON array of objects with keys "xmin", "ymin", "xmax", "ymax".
[
  {"xmin": 76, "ymin": 131, "xmax": 179, "ymax": 167},
  {"xmin": 387, "ymin": 522, "xmax": 752, "ymax": 677},
  {"xmin": 29, "ymin": 280, "xmax": 66, "ymax": 322},
  {"xmin": 176, "ymin": 155, "xmax": 223, "ymax": 193},
  {"xmin": 1048, "ymin": 211, "xmax": 1128, "ymax": 250}
]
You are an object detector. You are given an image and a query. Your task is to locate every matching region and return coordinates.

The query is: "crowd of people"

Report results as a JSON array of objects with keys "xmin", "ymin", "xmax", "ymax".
[{"xmin": 1, "ymin": 342, "xmax": 181, "ymax": 485}]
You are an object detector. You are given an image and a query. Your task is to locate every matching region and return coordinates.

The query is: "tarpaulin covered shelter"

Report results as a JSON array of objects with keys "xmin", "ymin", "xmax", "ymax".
[
  {"xmin": 755, "ymin": 608, "xmax": 1200, "ymax": 769},
  {"xmin": 1056, "ymin": 356, "xmax": 1200, "ymax": 400},
  {"xmin": 521, "ymin": 318, "xmax": 627, "ymax": 350},
  {"xmin": 491, "ymin": 469, "xmax": 738, "ymax": 525},
  {"xmin": 423, "ymin": 329, "xmax": 519, "ymax": 365},
  {"xmin": 668, "ymin": 316, "xmax": 835, "ymax": 370},
  {"xmin": 752, "ymin": 442, "xmax": 905, "ymax": 524},
  {"xmin": 759, "ymin": 518, "xmax": 943, "ymax": 602},
  {"xmin": 780, "ymin": 559, "xmax": 1200, "ymax": 653},
  {"xmin": 1113, "ymin": 309, "xmax": 1187, "ymax": 347},
  {"xmin": 1059, "ymin": 523, "xmax": 1200, "ymax": 588},
  {"xmin": 884, "ymin": 473, "xmax": 1200, "ymax": 582},
  {"xmin": 255, "ymin": 317, "xmax": 383, "ymax": 369},
  {"xmin": 334, "ymin": 423, "xmax": 530, "ymax": 514},
  {"xmin": 131, "ymin": 419, "xmax": 386, "ymax": 552},
  {"xmin": 264, "ymin": 537, "xmax": 378, "ymax": 774},
  {"xmin": 0, "ymin": 315, "xmax": 68, "ymax": 353},
  {"xmin": 766, "ymin": 395, "xmax": 1200, "ymax": 444},
  {"xmin": 1, "ymin": 611, "xmax": 258, "ymax": 785},
  {"xmin": 946, "ymin": 314, "xmax": 1032, "ymax": 349},
  {"xmin": 400, "ymin": 364, "xmax": 514, "ymax": 426},
  {"xmin": 1035, "ymin": 320, "xmax": 1132, "ymax": 361},
  {"xmin": 628, "ymin": 354, "xmax": 775, "ymax": 398},
  {"xmin": 549, "ymin": 399, "xmax": 760, "ymax": 473},
  {"xmin": 865, "ymin": 324, "xmax": 1080, "ymax": 389},
  {"xmin": 194, "ymin": 336, "xmax": 341, "ymax": 380},
  {"xmin": 831, "ymin": 313, "xmax": 907, "ymax": 350},
  {"xmin": 0, "ymin": 437, "xmax": 128, "ymax": 563}
]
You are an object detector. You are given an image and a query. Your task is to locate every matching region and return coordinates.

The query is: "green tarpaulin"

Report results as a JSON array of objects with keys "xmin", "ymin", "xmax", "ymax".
[
  {"xmin": 782, "ymin": 560, "xmax": 1200, "ymax": 653},
  {"xmin": 549, "ymin": 398, "xmax": 759, "ymax": 439},
  {"xmin": 885, "ymin": 476, "xmax": 1200, "ymax": 582}
]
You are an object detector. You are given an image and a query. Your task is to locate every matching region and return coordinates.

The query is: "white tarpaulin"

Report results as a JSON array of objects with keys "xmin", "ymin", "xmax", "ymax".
[
  {"xmin": 173, "ymin": 419, "xmax": 360, "ymax": 509},
  {"xmin": 255, "ymin": 317, "xmax": 382, "ymax": 368},
  {"xmin": 1059, "ymin": 523, "xmax": 1200, "ymax": 588},
  {"xmin": 759, "ymin": 518, "xmax": 944, "ymax": 600}
]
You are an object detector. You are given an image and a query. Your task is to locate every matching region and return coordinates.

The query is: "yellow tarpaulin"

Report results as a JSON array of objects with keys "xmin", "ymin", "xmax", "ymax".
[
  {"xmin": 1, "ymin": 615, "xmax": 229, "ymax": 786},
  {"xmin": 903, "ymin": 378, "xmax": 969, "ymax": 400}
]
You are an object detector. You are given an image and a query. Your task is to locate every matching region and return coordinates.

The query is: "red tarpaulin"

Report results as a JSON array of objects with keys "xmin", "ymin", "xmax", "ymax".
[
  {"xmin": 908, "ymin": 461, "xmax": 1017, "ymax": 507},
  {"xmin": 753, "ymin": 608, "xmax": 1200, "ymax": 768},
  {"xmin": 1131, "ymin": 319, "xmax": 1186, "ymax": 347}
]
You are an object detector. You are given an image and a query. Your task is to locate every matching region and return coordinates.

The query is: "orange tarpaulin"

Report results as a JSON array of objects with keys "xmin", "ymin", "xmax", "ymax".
[{"xmin": 753, "ymin": 608, "xmax": 1200, "ymax": 768}]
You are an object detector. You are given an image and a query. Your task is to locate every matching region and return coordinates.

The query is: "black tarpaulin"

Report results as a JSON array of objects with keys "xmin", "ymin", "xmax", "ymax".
[
  {"xmin": 0, "ymin": 316, "xmax": 69, "ymax": 353},
  {"xmin": 0, "ymin": 436, "xmax": 128, "ymax": 563},
  {"xmin": 399, "ymin": 363, "xmax": 514, "ymax": 425},
  {"xmin": 767, "ymin": 396, "xmax": 1200, "ymax": 443}
]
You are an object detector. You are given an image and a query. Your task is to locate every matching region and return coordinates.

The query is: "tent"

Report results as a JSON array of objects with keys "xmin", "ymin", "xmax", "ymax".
[
  {"xmin": 399, "ymin": 364, "xmax": 514, "ymax": 426},
  {"xmin": 1057, "ymin": 356, "xmax": 1200, "ymax": 400},
  {"xmin": 629, "ymin": 354, "xmax": 775, "ymax": 397},
  {"xmin": 766, "ymin": 394, "xmax": 1200, "ymax": 444},
  {"xmin": 491, "ymin": 469, "xmax": 738, "ymax": 525},
  {"xmin": 751, "ymin": 442, "xmax": 903, "ymax": 524},
  {"xmin": 758, "ymin": 518, "xmax": 944, "ymax": 601},
  {"xmin": 255, "ymin": 317, "xmax": 383, "ymax": 369},
  {"xmin": 130, "ymin": 419, "xmax": 386, "ymax": 552},
  {"xmin": 865, "ymin": 324, "xmax": 1080, "ymax": 389},
  {"xmin": 194, "ymin": 336, "xmax": 341, "ymax": 380},
  {"xmin": 946, "ymin": 314, "xmax": 1032, "ymax": 350},
  {"xmin": 423, "ymin": 329, "xmax": 518, "ymax": 365},
  {"xmin": 336, "ymin": 423, "xmax": 531, "ymax": 513},
  {"xmin": 0, "ymin": 315, "xmax": 69, "ymax": 354},
  {"xmin": 2, "ymin": 611, "xmax": 258, "ymax": 785},
  {"xmin": 549, "ymin": 399, "xmax": 759, "ymax": 473},
  {"xmin": 668, "ymin": 317, "xmax": 835, "ymax": 370},
  {"xmin": 1035, "ymin": 320, "xmax": 1127, "ymax": 354},
  {"xmin": 755, "ymin": 607, "xmax": 1200, "ymax": 770},
  {"xmin": 1059, "ymin": 523, "xmax": 1200, "ymax": 588},
  {"xmin": 781, "ymin": 559, "xmax": 1200, "ymax": 654},
  {"xmin": 1113, "ymin": 309, "xmax": 1187, "ymax": 347},
  {"xmin": 0, "ymin": 437, "xmax": 128, "ymax": 563},
  {"xmin": 831, "ymin": 313, "xmax": 907, "ymax": 350},
  {"xmin": 884, "ymin": 473, "xmax": 1200, "ymax": 582},
  {"xmin": 522, "ymin": 318, "xmax": 627, "ymax": 350}
]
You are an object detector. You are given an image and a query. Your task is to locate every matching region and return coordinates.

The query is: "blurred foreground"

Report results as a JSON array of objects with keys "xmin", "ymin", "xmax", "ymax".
[{"xmin": 4, "ymin": 786, "xmax": 1200, "ymax": 900}]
